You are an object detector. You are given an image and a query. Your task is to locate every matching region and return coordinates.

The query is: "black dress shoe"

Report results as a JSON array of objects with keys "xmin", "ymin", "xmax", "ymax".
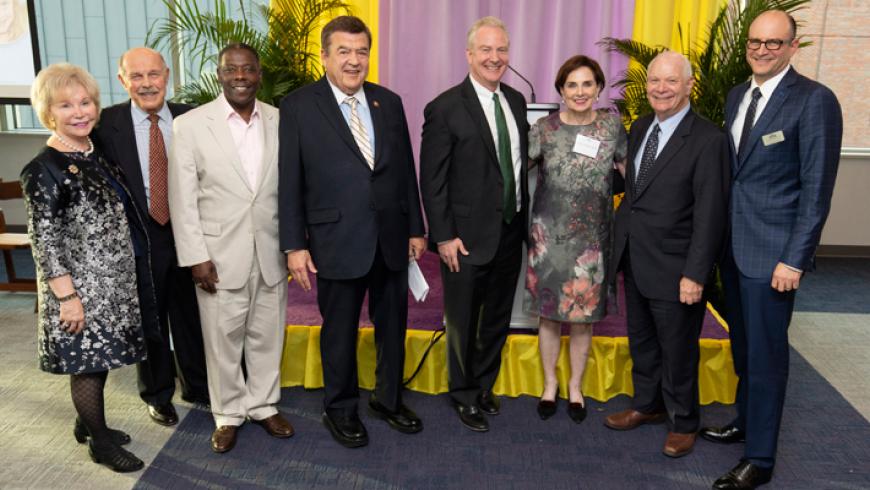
[
  {"xmin": 537, "ymin": 398, "xmax": 557, "ymax": 420},
  {"xmin": 567, "ymin": 402, "xmax": 587, "ymax": 424},
  {"xmin": 701, "ymin": 425, "xmax": 746, "ymax": 444},
  {"xmin": 454, "ymin": 402, "xmax": 489, "ymax": 432},
  {"xmin": 147, "ymin": 403, "xmax": 179, "ymax": 426},
  {"xmin": 322, "ymin": 411, "xmax": 368, "ymax": 448},
  {"xmin": 478, "ymin": 390, "xmax": 500, "ymax": 415},
  {"xmin": 182, "ymin": 394, "xmax": 211, "ymax": 410},
  {"xmin": 74, "ymin": 417, "xmax": 131, "ymax": 445},
  {"xmin": 713, "ymin": 460, "xmax": 773, "ymax": 489},
  {"xmin": 368, "ymin": 398, "xmax": 423, "ymax": 434},
  {"xmin": 88, "ymin": 440, "xmax": 144, "ymax": 473}
]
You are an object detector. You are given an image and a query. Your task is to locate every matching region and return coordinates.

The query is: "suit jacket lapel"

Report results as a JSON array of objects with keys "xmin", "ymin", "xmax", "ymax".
[
  {"xmin": 313, "ymin": 77, "xmax": 371, "ymax": 171},
  {"xmin": 253, "ymin": 103, "xmax": 277, "ymax": 197},
  {"xmin": 204, "ymin": 102, "xmax": 252, "ymax": 193},
  {"xmin": 737, "ymin": 68, "xmax": 797, "ymax": 171},
  {"xmin": 634, "ymin": 110, "xmax": 694, "ymax": 201},
  {"xmin": 109, "ymin": 101, "xmax": 148, "ymax": 213},
  {"xmin": 460, "ymin": 76, "xmax": 499, "ymax": 168},
  {"xmin": 364, "ymin": 83, "xmax": 384, "ymax": 168}
]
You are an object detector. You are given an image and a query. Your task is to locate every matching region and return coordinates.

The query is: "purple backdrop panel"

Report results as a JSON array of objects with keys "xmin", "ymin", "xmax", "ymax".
[{"xmin": 378, "ymin": 0, "xmax": 636, "ymax": 159}]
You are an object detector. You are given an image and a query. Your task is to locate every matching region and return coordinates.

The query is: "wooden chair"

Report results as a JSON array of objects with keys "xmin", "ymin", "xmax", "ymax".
[{"xmin": 0, "ymin": 179, "xmax": 36, "ymax": 293}]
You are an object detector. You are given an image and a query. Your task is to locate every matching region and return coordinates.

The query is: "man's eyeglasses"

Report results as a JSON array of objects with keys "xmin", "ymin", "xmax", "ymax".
[{"xmin": 746, "ymin": 38, "xmax": 793, "ymax": 51}]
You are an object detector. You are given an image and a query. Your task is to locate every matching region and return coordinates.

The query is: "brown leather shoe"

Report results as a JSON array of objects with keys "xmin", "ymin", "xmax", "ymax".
[
  {"xmin": 252, "ymin": 413, "xmax": 294, "ymax": 438},
  {"xmin": 663, "ymin": 431, "xmax": 696, "ymax": 458},
  {"xmin": 603, "ymin": 409, "xmax": 666, "ymax": 431},
  {"xmin": 211, "ymin": 425, "xmax": 239, "ymax": 453}
]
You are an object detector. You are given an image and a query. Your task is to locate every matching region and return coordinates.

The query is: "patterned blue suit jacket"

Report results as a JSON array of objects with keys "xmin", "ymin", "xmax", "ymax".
[{"xmin": 725, "ymin": 67, "xmax": 842, "ymax": 279}]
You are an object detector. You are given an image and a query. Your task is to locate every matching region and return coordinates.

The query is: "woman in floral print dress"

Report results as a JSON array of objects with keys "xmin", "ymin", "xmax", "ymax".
[
  {"xmin": 21, "ymin": 63, "xmax": 149, "ymax": 472},
  {"xmin": 524, "ymin": 56, "xmax": 627, "ymax": 423}
]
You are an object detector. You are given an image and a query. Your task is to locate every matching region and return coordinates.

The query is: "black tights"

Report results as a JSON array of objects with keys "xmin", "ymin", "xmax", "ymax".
[{"xmin": 70, "ymin": 370, "xmax": 110, "ymax": 443}]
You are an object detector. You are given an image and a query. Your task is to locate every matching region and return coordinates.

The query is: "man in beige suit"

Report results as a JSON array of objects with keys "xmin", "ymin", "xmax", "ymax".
[{"xmin": 168, "ymin": 43, "xmax": 293, "ymax": 453}]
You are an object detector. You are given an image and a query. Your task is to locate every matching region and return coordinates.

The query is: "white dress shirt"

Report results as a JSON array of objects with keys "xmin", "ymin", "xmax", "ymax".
[
  {"xmin": 218, "ymin": 93, "xmax": 263, "ymax": 190},
  {"xmin": 469, "ymin": 75, "xmax": 522, "ymax": 212}
]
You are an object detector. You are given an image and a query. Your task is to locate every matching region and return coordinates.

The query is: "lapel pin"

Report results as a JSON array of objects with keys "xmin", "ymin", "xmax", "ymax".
[
  {"xmin": 67, "ymin": 164, "xmax": 79, "ymax": 175},
  {"xmin": 373, "ymin": 100, "xmax": 380, "ymax": 108}
]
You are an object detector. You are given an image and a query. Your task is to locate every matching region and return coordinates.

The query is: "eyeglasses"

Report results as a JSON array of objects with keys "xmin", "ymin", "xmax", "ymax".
[{"xmin": 746, "ymin": 38, "xmax": 793, "ymax": 51}]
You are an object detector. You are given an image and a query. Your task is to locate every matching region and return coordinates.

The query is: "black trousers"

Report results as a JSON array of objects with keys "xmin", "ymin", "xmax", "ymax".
[
  {"xmin": 317, "ymin": 247, "xmax": 408, "ymax": 415},
  {"xmin": 442, "ymin": 217, "xmax": 523, "ymax": 407},
  {"xmin": 137, "ymin": 221, "xmax": 209, "ymax": 406},
  {"xmin": 621, "ymin": 249, "xmax": 706, "ymax": 433}
]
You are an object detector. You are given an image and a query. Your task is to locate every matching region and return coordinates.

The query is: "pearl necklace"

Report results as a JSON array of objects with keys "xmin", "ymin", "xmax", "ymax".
[{"xmin": 53, "ymin": 132, "xmax": 94, "ymax": 157}]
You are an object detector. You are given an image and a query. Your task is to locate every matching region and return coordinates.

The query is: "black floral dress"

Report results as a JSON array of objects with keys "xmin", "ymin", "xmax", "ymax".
[
  {"xmin": 21, "ymin": 147, "xmax": 146, "ymax": 374},
  {"xmin": 523, "ymin": 110, "xmax": 628, "ymax": 323}
]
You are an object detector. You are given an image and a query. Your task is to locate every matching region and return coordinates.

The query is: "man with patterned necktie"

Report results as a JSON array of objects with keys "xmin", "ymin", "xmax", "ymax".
[
  {"xmin": 96, "ymin": 47, "xmax": 209, "ymax": 428},
  {"xmin": 279, "ymin": 16, "xmax": 426, "ymax": 448},
  {"xmin": 605, "ymin": 51, "xmax": 729, "ymax": 459}
]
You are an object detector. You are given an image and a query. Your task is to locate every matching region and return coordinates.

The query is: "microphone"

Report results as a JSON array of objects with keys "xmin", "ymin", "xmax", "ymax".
[{"xmin": 508, "ymin": 65, "xmax": 536, "ymax": 103}]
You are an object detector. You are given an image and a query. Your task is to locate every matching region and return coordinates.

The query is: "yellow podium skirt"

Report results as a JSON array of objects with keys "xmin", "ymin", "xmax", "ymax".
[{"xmin": 280, "ymin": 325, "xmax": 737, "ymax": 405}]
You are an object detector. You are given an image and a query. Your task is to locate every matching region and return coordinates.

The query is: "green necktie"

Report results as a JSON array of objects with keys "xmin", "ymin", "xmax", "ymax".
[{"xmin": 493, "ymin": 92, "xmax": 516, "ymax": 224}]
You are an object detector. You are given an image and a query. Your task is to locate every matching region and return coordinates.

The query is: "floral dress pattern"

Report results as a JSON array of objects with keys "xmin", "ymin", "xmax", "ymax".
[
  {"xmin": 21, "ymin": 147, "xmax": 146, "ymax": 374},
  {"xmin": 523, "ymin": 110, "xmax": 628, "ymax": 323}
]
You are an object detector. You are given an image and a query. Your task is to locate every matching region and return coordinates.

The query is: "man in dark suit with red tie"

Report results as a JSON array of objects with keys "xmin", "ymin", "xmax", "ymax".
[
  {"xmin": 605, "ymin": 51, "xmax": 729, "ymax": 458},
  {"xmin": 419, "ymin": 16, "xmax": 529, "ymax": 433},
  {"xmin": 96, "ymin": 47, "xmax": 209, "ymax": 426},
  {"xmin": 703, "ymin": 11, "xmax": 843, "ymax": 489},
  {"xmin": 279, "ymin": 16, "xmax": 426, "ymax": 448}
]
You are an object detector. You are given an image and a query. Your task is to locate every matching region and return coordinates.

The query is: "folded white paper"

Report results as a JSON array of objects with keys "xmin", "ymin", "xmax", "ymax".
[{"xmin": 408, "ymin": 259, "xmax": 429, "ymax": 302}]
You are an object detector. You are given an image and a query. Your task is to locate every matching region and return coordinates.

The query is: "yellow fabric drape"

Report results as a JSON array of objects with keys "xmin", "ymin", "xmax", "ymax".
[
  {"xmin": 632, "ymin": 0, "xmax": 727, "ymax": 52},
  {"xmin": 271, "ymin": 0, "xmax": 379, "ymax": 83},
  {"xmin": 280, "ymin": 325, "xmax": 737, "ymax": 405}
]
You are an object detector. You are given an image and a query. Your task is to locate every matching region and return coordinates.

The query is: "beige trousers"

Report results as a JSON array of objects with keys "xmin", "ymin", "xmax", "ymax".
[{"xmin": 195, "ymin": 248, "xmax": 288, "ymax": 427}]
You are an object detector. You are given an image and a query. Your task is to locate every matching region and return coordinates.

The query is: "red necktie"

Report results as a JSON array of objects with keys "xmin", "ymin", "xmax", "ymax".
[{"xmin": 148, "ymin": 113, "xmax": 170, "ymax": 225}]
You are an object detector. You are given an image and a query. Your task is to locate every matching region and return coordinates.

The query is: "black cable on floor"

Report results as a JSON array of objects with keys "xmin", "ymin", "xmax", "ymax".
[{"xmin": 403, "ymin": 327, "xmax": 445, "ymax": 386}]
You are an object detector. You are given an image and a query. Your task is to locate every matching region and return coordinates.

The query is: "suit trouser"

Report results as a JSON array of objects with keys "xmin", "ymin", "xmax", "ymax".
[
  {"xmin": 317, "ymin": 247, "xmax": 408, "ymax": 415},
  {"xmin": 442, "ymin": 217, "xmax": 523, "ymax": 407},
  {"xmin": 137, "ymin": 222, "xmax": 209, "ymax": 405},
  {"xmin": 721, "ymin": 252, "xmax": 795, "ymax": 469},
  {"xmin": 622, "ymin": 251, "xmax": 706, "ymax": 433},
  {"xmin": 195, "ymin": 248, "xmax": 288, "ymax": 427}
]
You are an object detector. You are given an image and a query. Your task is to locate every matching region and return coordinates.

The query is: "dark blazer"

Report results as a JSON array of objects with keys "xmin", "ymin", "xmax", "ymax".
[
  {"xmin": 725, "ymin": 68, "xmax": 842, "ymax": 278},
  {"xmin": 610, "ymin": 109, "xmax": 730, "ymax": 302},
  {"xmin": 278, "ymin": 77, "xmax": 425, "ymax": 280},
  {"xmin": 419, "ymin": 76, "xmax": 530, "ymax": 265},
  {"xmin": 96, "ymin": 101, "xmax": 192, "ymax": 217}
]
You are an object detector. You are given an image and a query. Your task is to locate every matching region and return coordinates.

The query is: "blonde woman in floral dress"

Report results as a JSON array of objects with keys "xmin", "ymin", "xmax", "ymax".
[{"xmin": 524, "ymin": 55, "xmax": 627, "ymax": 423}]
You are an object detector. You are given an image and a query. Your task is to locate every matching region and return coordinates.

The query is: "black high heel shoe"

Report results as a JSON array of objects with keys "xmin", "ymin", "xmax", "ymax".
[
  {"xmin": 74, "ymin": 417, "xmax": 132, "ymax": 445},
  {"xmin": 537, "ymin": 398, "xmax": 558, "ymax": 420},
  {"xmin": 88, "ymin": 440, "xmax": 144, "ymax": 473},
  {"xmin": 568, "ymin": 402, "xmax": 587, "ymax": 424}
]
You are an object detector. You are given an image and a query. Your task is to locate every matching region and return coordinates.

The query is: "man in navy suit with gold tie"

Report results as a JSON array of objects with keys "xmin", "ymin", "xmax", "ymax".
[
  {"xmin": 702, "ymin": 10, "xmax": 843, "ymax": 489},
  {"xmin": 279, "ymin": 16, "xmax": 426, "ymax": 448}
]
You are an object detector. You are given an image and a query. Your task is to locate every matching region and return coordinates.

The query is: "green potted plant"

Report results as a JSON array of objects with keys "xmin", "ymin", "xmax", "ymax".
[{"xmin": 147, "ymin": 0, "xmax": 349, "ymax": 106}]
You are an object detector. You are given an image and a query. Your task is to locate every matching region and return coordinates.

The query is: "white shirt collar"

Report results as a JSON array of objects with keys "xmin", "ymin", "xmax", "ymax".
[
  {"xmin": 326, "ymin": 77, "xmax": 368, "ymax": 108},
  {"xmin": 217, "ymin": 92, "xmax": 260, "ymax": 122},
  {"xmin": 655, "ymin": 102, "xmax": 691, "ymax": 128},
  {"xmin": 130, "ymin": 100, "xmax": 171, "ymax": 125},
  {"xmin": 469, "ymin": 74, "xmax": 503, "ymax": 100},
  {"xmin": 750, "ymin": 65, "xmax": 791, "ymax": 100}
]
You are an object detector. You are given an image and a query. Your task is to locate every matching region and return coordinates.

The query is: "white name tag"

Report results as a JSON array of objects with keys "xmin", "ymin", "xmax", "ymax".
[
  {"xmin": 762, "ymin": 130, "xmax": 785, "ymax": 146},
  {"xmin": 572, "ymin": 134, "xmax": 601, "ymax": 158}
]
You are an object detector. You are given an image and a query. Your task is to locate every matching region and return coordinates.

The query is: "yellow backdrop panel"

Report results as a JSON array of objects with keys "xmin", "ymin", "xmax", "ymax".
[
  {"xmin": 632, "ymin": 0, "xmax": 727, "ymax": 51},
  {"xmin": 280, "ymin": 323, "xmax": 737, "ymax": 405}
]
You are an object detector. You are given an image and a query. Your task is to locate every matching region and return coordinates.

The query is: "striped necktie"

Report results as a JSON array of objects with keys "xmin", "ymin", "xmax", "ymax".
[{"xmin": 344, "ymin": 96, "xmax": 374, "ymax": 170}]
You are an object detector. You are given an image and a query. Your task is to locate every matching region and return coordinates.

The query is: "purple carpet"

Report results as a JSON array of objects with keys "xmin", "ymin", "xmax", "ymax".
[{"xmin": 287, "ymin": 252, "xmax": 729, "ymax": 339}]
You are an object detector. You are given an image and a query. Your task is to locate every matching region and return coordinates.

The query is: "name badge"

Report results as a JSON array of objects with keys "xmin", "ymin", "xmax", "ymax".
[
  {"xmin": 572, "ymin": 134, "xmax": 601, "ymax": 158},
  {"xmin": 762, "ymin": 130, "xmax": 785, "ymax": 146}
]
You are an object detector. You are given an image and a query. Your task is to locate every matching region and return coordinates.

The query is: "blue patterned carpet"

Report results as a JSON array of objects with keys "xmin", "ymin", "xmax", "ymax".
[{"xmin": 135, "ymin": 348, "xmax": 869, "ymax": 490}]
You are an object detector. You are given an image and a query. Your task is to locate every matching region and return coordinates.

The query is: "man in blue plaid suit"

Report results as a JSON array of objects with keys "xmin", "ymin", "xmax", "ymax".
[{"xmin": 703, "ymin": 10, "xmax": 843, "ymax": 489}]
